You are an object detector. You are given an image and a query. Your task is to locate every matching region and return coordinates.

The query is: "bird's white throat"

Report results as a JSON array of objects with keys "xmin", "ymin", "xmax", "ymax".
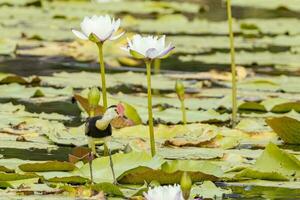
[{"xmin": 95, "ymin": 108, "xmax": 118, "ymax": 130}]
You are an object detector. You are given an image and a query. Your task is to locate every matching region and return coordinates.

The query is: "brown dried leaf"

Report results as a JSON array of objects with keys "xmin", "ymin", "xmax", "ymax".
[{"xmin": 73, "ymin": 94, "xmax": 105, "ymax": 116}]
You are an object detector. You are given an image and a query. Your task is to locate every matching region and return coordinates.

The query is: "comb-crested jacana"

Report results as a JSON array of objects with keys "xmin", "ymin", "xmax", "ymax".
[{"xmin": 85, "ymin": 103, "xmax": 125, "ymax": 184}]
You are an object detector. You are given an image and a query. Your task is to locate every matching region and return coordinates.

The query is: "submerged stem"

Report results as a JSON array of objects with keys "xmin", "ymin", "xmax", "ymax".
[
  {"xmin": 97, "ymin": 43, "xmax": 108, "ymax": 110},
  {"xmin": 146, "ymin": 60, "xmax": 156, "ymax": 156},
  {"xmin": 180, "ymin": 100, "xmax": 187, "ymax": 125},
  {"xmin": 226, "ymin": 0, "xmax": 238, "ymax": 128}
]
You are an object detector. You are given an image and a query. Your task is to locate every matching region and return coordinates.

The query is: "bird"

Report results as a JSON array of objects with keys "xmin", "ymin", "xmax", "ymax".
[{"xmin": 85, "ymin": 103, "xmax": 125, "ymax": 184}]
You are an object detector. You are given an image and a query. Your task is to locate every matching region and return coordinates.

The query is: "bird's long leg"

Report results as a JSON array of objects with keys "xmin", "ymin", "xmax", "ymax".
[
  {"xmin": 88, "ymin": 137, "xmax": 100, "ymax": 157},
  {"xmin": 105, "ymin": 142, "xmax": 117, "ymax": 185},
  {"xmin": 104, "ymin": 142, "xmax": 136, "ymax": 190},
  {"xmin": 88, "ymin": 152, "xmax": 94, "ymax": 184},
  {"xmin": 103, "ymin": 142, "xmax": 109, "ymax": 157}
]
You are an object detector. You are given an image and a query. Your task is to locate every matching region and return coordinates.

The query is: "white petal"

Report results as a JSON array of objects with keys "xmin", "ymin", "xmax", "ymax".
[
  {"xmin": 143, "ymin": 185, "xmax": 183, "ymax": 200},
  {"xmin": 71, "ymin": 29, "xmax": 88, "ymax": 40},
  {"xmin": 157, "ymin": 35, "xmax": 166, "ymax": 51},
  {"xmin": 113, "ymin": 18, "xmax": 121, "ymax": 31},
  {"xmin": 101, "ymin": 28, "xmax": 115, "ymax": 42},
  {"xmin": 109, "ymin": 31, "xmax": 125, "ymax": 41},
  {"xmin": 80, "ymin": 17, "xmax": 94, "ymax": 37}
]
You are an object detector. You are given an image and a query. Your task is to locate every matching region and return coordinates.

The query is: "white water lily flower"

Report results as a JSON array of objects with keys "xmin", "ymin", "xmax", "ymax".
[
  {"xmin": 144, "ymin": 184, "xmax": 184, "ymax": 200},
  {"xmin": 72, "ymin": 15, "xmax": 124, "ymax": 42},
  {"xmin": 122, "ymin": 34, "xmax": 174, "ymax": 60}
]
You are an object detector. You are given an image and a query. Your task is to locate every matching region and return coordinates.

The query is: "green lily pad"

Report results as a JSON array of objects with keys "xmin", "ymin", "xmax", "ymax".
[
  {"xmin": 227, "ymin": 180, "xmax": 300, "ymax": 199},
  {"xmin": 0, "ymin": 39, "xmax": 16, "ymax": 55},
  {"xmin": 0, "ymin": 73, "xmax": 40, "ymax": 85},
  {"xmin": 80, "ymin": 151, "xmax": 164, "ymax": 183},
  {"xmin": 256, "ymin": 143, "xmax": 300, "ymax": 176},
  {"xmin": 266, "ymin": 117, "xmax": 300, "ymax": 144},
  {"xmin": 0, "ymin": 178, "xmax": 40, "ymax": 189},
  {"xmin": 120, "ymin": 159, "xmax": 222, "ymax": 184},
  {"xmin": 0, "ymin": 172, "xmax": 39, "ymax": 181},
  {"xmin": 41, "ymin": 71, "xmax": 197, "ymax": 92},
  {"xmin": 92, "ymin": 182, "xmax": 124, "ymax": 197},
  {"xmin": 228, "ymin": 0, "xmax": 300, "ymax": 12},
  {"xmin": 0, "ymin": 165, "xmax": 14, "ymax": 173},
  {"xmin": 191, "ymin": 181, "xmax": 232, "ymax": 199},
  {"xmin": 0, "ymin": 0, "xmax": 41, "ymax": 7},
  {"xmin": 19, "ymin": 161, "xmax": 76, "ymax": 172},
  {"xmin": 235, "ymin": 168, "xmax": 289, "ymax": 181},
  {"xmin": 0, "ymin": 83, "xmax": 72, "ymax": 99},
  {"xmin": 157, "ymin": 147, "xmax": 224, "ymax": 160},
  {"xmin": 180, "ymin": 51, "xmax": 300, "ymax": 69},
  {"xmin": 47, "ymin": 176, "xmax": 89, "ymax": 184},
  {"xmin": 271, "ymin": 102, "xmax": 300, "ymax": 113}
]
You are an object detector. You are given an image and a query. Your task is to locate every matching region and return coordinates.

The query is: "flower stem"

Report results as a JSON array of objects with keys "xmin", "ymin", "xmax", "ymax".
[
  {"xmin": 146, "ymin": 60, "xmax": 156, "ymax": 157},
  {"xmin": 97, "ymin": 43, "xmax": 108, "ymax": 110},
  {"xmin": 180, "ymin": 100, "xmax": 187, "ymax": 125},
  {"xmin": 226, "ymin": 0, "xmax": 238, "ymax": 128},
  {"xmin": 89, "ymin": 108, "xmax": 95, "ymax": 118},
  {"xmin": 154, "ymin": 59, "xmax": 161, "ymax": 74}
]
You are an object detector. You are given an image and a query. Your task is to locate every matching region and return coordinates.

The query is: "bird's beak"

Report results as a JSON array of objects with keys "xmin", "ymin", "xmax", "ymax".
[{"xmin": 116, "ymin": 103, "xmax": 125, "ymax": 118}]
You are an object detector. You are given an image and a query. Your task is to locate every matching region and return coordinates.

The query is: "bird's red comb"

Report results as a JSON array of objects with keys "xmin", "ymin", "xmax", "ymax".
[{"xmin": 116, "ymin": 103, "xmax": 125, "ymax": 117}]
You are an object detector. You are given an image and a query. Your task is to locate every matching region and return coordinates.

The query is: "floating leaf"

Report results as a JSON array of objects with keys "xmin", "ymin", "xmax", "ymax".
[
  {"xmin": 0, "ymin": 73, "xmax": 40, "ymax": 85},
  {"xmin": 120, "ymin": 159, "xmax": 222, "ymax": 184},
  {"xmin": 19, "ymin": 161, "xmax": 76, "ymax": 172},
  {"xmin": 158, "ymin": 147, "xmax": 224, "ymax": 160},
  {"xmin": 92, "ymin": 182, "xmax": 124, "ymax": 197},
  {"xmin": 0, "ymin": 172, "xmax": 39, "ymax": 181},
  {"xmin": 235, "ymin": 168, "xmax": 288, "ymax": 181},
  {"xmin": 191, "ymin": 181, "xmax": 232, "ymax": 199},
  {"xmin": 0, "ymin": 39, "xmax": 16, "ymax": 55},
  {"xmin": 271, "ymin": 102, "xmax": 300, "ymax": 113},
  {"xmin": 80, "ymin": 151, "xmax": 164, "ymax": 183},
  {"xmin": 235, "ymin": 143, "xmax": 300, "ymax": 180},
  {"xmin": 0, "ymin": 165, "xmax": 14, "ymax": 173},
  {"xmin": 48, "ymin": 176, "xmax": 89, "ymax": 184},
  {"xmin": 228, "ymin": 0, "xmax": 300, "ymax": 12},
  {"xmin": 266, "ymin": 117, "xmax": 300, "ymax": 144}
]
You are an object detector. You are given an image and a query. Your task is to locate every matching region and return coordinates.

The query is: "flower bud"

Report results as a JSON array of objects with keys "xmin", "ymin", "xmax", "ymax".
[
  {"xmin": 175, "ymin": 80, "xmax": 185, "ymax": 101},
  {"xmin": 180, "ymin": 172, "xmax": 192, "ymax": 200},
  {"xmin": 88, "ymin": 87, "xmax": 100, "ymax": 108}
]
